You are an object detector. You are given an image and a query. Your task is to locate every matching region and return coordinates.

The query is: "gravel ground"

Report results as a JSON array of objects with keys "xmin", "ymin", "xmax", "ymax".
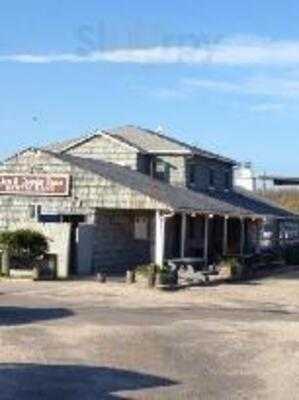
[{"xmin": 0, "ymin": 267, "xmax": 299, "ymax": 399}]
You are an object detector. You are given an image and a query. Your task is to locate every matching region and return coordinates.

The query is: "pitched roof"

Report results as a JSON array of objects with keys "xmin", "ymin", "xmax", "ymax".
[
  {"xmin": 205, "ymin": 187, "xmax": 294, "ymax": 218},
  {"xmin": 107, "ymin": 125, "xmax": 236, "ymax": 164},
  {"xmin": 43, "ymin": 132, "xmax": 98, "ymax": 153},
  {"xmin": 43, "ymin": 125, "xmax": 236, "ymax": 165},
  {"xmin": 46, "ymin": 150, "xmax": 295, "ymax": 218}
]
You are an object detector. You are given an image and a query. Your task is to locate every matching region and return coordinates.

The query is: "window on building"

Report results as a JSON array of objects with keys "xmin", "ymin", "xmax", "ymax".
[
  {"xmin": 154, "ymin": 160, "xmax": 168, "ymax": 181},
  {"xmin": 39, "ymin": 214, "xmax": 61, "ymax": 223},
  {"xmin": 189, "ymin": 164, "xmax": 196, "ymax": 186},
  {"xmin": 225, "ymin": 171, "xmax": 231, "ymax": 190},
  {"xmin": 134, "ymin": 217, "xmax": 149, "ymax": 240},
  {"xmin": 29, "ymin": 204, "xmax": 42, "ymax": 220},
  {"xmin": 209, "ymin": 169, "xmax": 215, "ymax": 188}
]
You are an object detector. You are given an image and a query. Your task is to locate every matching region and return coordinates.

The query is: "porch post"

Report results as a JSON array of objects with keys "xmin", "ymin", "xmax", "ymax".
[
  {"xmin": 155, "ymin": 211, "xmax": 165, "ymax": 267},
  {"xmin": 204, "ymin": 215, "xmax": 209, "ymax": 266},
  {"xmin": 240, "ymin": 218, "xmax": 245, "ymax": 255},
  {"xmin": 180, "ymin": 212, "xmax": 187, "ymax": 258},
  {"xmin": 256, "ymin": 219, "xmax": 262, "ymax": 252},
  {"xmin": 223, "ymin": 216, "xmax": 228, "ymax": 256}
]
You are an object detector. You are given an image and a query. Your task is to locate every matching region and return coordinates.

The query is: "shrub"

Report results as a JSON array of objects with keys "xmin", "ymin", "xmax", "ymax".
[{"xmin": 0, "ymin": 229, "xmax": 48, "ymax": 269}]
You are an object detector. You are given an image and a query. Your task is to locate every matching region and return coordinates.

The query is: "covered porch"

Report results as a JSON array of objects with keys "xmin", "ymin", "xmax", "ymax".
[{"xmin": 154, "ymin": 211, "xmax": 263, "ymax": 268}]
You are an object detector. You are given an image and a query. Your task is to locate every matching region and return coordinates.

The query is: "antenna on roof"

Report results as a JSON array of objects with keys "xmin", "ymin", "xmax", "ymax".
[{"xmin": 156, "ymin": 125, "xmax": 164, "ymax": 134}]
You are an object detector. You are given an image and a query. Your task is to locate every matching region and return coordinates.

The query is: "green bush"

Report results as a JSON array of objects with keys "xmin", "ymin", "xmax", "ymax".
[{"xmin": 0, "ymin": 229, "xmax": 48, "ymax": 269}]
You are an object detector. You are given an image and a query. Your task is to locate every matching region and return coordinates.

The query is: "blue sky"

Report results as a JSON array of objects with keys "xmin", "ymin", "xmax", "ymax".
[{"xmin": 1, "ymin": 0, "xmax": 299, "ymax": 174}]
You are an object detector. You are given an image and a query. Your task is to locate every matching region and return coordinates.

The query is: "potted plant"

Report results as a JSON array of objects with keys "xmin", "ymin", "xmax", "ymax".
[
  {"xmin": 225, "ymin": 257, "xmax": 246, "ymax": 281},
  {"xmin": 126, "ymin": 268, "xmax": 136, "ymax": 284},
  {"xmin": 158, "ymin": 265, "xmax": 178, "ymax": 287},
  {"xmin": 97, "ymin": 268, "xmax": 107, "ymax": 283}
]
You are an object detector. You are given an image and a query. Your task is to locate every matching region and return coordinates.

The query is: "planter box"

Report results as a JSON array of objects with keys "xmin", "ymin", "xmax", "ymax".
[{"xmin": 9, "ymin": 269, "xmax": 33, "ymax": 279}]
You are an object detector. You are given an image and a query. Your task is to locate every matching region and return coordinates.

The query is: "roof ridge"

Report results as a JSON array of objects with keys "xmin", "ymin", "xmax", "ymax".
[
  {"xmin": 102, "ymin": 129, "xmax": 146, "ymax": 152},
  {"xmin": 148, "ymin": 128, "xmax": 235, "ymax": 163},
  {"xmin": 60, "ymin": 130, "xmax": 101, "ymax": 153},
  {"xmin": 42, "ymin": 129, "xmax": 100, "ymax": 153},
  {"xmin": 111, "ymin": 125, "xmax": 236, "ymax": 164}
]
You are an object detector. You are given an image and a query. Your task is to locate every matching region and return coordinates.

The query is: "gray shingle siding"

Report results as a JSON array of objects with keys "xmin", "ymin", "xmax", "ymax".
[
  {"xmin": 142, "ymin": 154, "xmax": 233, "ymax": 191},
  {"xmin": 186, "ymin": 157, "xmax": 233, "ymax": 191},
  {"xmin": 92, "ymin": 210, "xmax": 152, "ymax": 272},
  {"xmin": 155, "ymin": 155, "xmax": 187, "ymax": 187},
  {"xmin": 42, "ymin": 126, "xmax": 235, "ymax": 192},
  {"xmin": 0, "ymin": 149, "xmax": 167, "ymax": 230},
  {"xmin": 66, "ymin": 135, "xmax": 139, "ymax": 169}
]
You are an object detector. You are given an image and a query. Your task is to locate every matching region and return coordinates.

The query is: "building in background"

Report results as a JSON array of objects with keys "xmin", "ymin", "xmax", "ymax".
[
  {"xmin": 234, "ymin": 163, "xmax": 299, "ymax": 246},
  {"xmin": 234, "ymin": 162, "xmax": 257, "ymax": 191},
  {"xmin": 234, "ymin": 163, "xmax": 299, "ymax": 192},
  {"xmin": 258, "ymin": 175, "xmax": 299, "ymax": 192}
]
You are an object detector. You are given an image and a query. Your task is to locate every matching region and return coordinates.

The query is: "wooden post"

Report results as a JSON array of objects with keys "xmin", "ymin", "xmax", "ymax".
[
  {"xmin": 256, "ymin": 219, "xmax": 262, "ymax": 252},
  {"xmin": 180, "ymin": 213, "xmax": 187, "ymax": 258},
  {"xmin": 204, "ymin": 215, "xmax": 209, "ymax": 266},
  {"xmin": 155, "ymin": 211, "xmax": 165, "ymax": 267},
  {"xmin": 2, "ymin": 249, "xmax": 10, "ymax": 276},
  {"xmin": 223, "ymin": 216, "xmax": 228, "ymax": 256},
  {"xmin": 240, "ymin": 218, "xmax": 245, "ymax": 255}
]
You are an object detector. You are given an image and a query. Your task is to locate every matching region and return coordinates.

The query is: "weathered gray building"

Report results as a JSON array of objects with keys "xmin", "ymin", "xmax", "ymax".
[{"xmin": 0, "ymin": 125, "xmax": 296, "ymax": 277}]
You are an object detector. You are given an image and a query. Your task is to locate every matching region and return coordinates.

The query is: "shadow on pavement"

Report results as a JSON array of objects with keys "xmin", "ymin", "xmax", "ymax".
[
  {"xmin": 0, "ymin": 363, "xmax": 178, "ymax": 399},
  {"xmin": 271, "ymin": 268, "xmax": 299, "ymax": 280},
  {"xmin": 0, "ymin": 307, "xmax": 73, "ymax": 326}
]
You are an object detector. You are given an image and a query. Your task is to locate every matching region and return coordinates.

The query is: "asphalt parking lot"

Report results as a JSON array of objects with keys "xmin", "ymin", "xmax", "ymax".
[{"xmin": 0, "ymin": 268, "xmax": 299, "ymax": 399}]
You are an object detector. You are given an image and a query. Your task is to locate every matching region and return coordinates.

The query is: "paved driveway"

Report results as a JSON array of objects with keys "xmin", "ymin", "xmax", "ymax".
[{"xmin": 0, "ymin": 268, "xmax": 299, "ymax": 399}]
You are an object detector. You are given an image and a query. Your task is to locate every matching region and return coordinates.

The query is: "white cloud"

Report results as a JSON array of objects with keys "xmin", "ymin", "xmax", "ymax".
[
  {"xmin": 3, "ymin": 37, "xmax": 299, "ymax": 65},
  {"xmin": 183, "ymin": 77, "xmax": 299, "ymax": 98}
]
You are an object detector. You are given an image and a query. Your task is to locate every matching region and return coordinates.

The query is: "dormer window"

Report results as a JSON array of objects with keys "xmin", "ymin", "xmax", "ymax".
[
  {"xmin": 189, "ymin": 164, "xmax": 196, "ymax": 186},
  {"xmin": 154, "ymin": 160, "xmax": 168, "ymax": 181},
  {"xmin": 209, "ymin": 169, "xmax": 215, "ymax": 188}
]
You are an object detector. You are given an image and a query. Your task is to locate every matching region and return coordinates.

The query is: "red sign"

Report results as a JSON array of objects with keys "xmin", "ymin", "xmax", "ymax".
[{"xmin": 0, "ymin": 174, "xmax": 70, "ymax": 196}]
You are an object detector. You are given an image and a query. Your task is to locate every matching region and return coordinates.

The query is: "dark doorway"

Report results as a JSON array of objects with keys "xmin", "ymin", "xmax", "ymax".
[
  {"xmin": 208, "ymin": 216, "xmax": 223, "ymax": 261},
  {"xmin": 165, "ymin": 214, "xmax": 181, "ymax": 259},
  {"xmin": 62, "ymin": 215, "xmax": 86, "ymax": 275},
  {"xmin": 227, "ymin": 218, "xmax": 241, "ymax": 254}
]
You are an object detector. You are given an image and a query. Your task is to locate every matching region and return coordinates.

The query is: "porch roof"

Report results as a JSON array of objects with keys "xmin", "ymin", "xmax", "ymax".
[{"xmin": 49, "ymin": 151, "xmax": 296, "ymax": 219}]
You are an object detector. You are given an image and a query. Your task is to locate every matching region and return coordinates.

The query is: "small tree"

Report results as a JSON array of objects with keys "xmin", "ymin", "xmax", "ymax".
[{"xmin": 0, "ymin": 229, "xmax": 48, "ymax": 271}]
